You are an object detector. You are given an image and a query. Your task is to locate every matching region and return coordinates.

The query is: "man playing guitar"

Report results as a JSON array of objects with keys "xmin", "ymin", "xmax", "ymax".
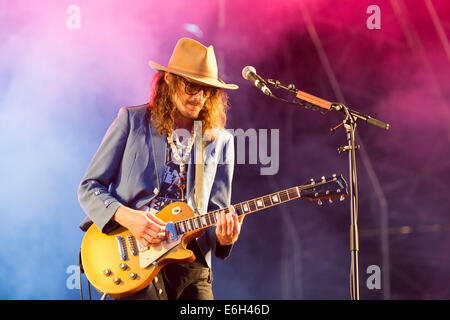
[{"xmin": 78, "ymin": 38, "xmax": 243, "ymax": 300}]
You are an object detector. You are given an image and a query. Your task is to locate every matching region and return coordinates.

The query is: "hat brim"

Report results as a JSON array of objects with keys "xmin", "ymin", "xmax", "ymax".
[{"xmin": 149, "ymin": 61, "xmax": 238, "ymax": 90}]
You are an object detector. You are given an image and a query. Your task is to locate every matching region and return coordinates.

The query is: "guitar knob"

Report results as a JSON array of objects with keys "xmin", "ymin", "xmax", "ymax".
[
  {"xmin": 129, "ymin": 272, "xmax": 137, "ymax": 279},
  {"xmin": 103, "ymin": 269, "xmax": 111, "ymax": 276},
  {"xmin": 119, "ymin": 263, "xmax": 128, "ymax": 270},
  {"xmin": 113, "ymin": 277, "xmax": 121, "ymax": 285}
]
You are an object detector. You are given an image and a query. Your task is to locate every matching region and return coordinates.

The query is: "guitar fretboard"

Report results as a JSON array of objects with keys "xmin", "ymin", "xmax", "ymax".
[{"xmin": 172, "ymin": 186, "xmax": 302, "ymax": 236}]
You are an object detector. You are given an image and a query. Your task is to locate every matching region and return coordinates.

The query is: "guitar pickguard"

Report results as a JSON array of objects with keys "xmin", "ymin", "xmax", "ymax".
[{"xmin": 138, "ymin": 236, "xmax": 182, "ymax": 268}]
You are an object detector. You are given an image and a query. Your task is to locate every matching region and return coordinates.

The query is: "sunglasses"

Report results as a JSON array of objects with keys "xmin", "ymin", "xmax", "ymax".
[{"xmin": 177, "ymin": 76, "xmax": 218, "ymax": 97}]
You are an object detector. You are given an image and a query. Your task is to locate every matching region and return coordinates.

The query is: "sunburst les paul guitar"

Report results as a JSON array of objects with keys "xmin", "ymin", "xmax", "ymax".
[{"xmin": 80, "ymin": 174, "xmax": 348, "ymax": 298}]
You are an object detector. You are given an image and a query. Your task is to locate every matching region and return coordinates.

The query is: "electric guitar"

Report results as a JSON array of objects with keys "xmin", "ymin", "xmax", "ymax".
[{"xmin": 80, "ymin": 174, "xmax": 348, "ymax": 298}]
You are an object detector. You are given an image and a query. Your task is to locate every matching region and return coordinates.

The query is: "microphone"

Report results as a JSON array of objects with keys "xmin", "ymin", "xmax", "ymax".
[{"xmin": 242, "ymin": 66, "xmax": 272, "ymax": 96}]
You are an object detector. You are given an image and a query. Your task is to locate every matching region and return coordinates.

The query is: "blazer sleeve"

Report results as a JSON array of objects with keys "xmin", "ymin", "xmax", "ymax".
[
  {"xmin": 206, "ymin": 132, "xmax": 235, "ymax": 259},
  {"xmin": 77, "ymin": 107, "xmax": 129, "ymax": 233}
]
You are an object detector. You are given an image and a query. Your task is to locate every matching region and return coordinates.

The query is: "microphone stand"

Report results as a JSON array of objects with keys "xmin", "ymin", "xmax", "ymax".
[
  {"xmin": 263, "ymin": 78, "xmax": 389, "ymax": 300},
  {"xmin": 339, "ymin": 104, "xmax": 360, "ymax": 301}
]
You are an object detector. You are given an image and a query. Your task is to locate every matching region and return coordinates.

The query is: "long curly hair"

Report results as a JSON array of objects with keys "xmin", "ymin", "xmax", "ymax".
[{"xmin": 148, "ymin": 71, "xmax": 230, "ymax": 138}]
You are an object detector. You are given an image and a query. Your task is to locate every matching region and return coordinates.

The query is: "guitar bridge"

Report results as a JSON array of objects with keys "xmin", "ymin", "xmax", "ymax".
[
  {"xmin": 115, "ymin": 235, "xmax": 128, "ymax": 261},
  {"xmin": 126, "ymin": 234, "xmax": 138, "ymax": 256}
]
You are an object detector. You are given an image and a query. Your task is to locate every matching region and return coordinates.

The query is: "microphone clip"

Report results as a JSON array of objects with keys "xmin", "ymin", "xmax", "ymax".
[{"xmin": 267, "ymin": 79, "xmax": 297, "ymax": 93}]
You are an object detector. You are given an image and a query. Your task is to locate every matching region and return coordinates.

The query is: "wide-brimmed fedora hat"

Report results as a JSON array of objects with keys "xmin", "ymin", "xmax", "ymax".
[{"xmin": 149, "ymin": 38, "xmax": 238, "ymax": 90}]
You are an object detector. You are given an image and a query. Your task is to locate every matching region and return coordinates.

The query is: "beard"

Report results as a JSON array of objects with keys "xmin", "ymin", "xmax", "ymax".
[{"xmin": 186, "ymin": 98, "xmax": 202, "ymax": 107}]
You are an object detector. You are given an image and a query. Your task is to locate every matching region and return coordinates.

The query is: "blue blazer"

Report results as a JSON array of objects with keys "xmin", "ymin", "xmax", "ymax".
[{"xmin": 78, "ymin": 104, "xmax": 235, "ymax": 267}]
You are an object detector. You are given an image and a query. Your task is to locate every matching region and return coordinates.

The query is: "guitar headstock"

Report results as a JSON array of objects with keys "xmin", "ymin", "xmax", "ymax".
[{"xmin": 299, "ymin": 174, "xmax": 348, "ymax": 205}]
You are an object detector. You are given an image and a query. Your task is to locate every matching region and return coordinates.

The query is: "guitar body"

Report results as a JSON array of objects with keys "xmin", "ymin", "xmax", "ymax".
[{"xmin": 80, "ymin": 202, "xmax": 204, "ymax": 299}]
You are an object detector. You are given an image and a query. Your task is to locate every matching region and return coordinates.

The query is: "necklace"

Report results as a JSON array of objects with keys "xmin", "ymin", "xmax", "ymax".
[{"xmin": 167, "ymin": 130, "xmax": 196, "ymax": 200}]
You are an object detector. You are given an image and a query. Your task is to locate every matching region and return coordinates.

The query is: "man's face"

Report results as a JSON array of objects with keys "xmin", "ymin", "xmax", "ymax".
[{"xmin": 165, "ymin": 73, "xmax": 216, "ymax": 120}]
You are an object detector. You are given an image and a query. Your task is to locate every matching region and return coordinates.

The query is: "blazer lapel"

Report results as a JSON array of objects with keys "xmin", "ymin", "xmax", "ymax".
[{"xmin": 149, "ymin": 123, "xmax": 167, "ymax": 189}]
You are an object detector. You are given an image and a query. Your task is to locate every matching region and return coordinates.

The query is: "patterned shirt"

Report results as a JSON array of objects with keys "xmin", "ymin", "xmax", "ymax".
[{"xmin": 149, "ymin": 133, "xmax": 190, "ymax": 213}]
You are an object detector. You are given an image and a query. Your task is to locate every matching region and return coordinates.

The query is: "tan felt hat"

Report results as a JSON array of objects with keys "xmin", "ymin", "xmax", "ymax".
[{"xmin": 149, "ymin": 38, "xmax": 238, "ymax": 90}]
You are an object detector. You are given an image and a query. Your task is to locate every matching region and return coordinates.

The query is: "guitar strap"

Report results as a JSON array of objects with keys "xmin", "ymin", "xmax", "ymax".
[{"xmin": 194, "ymin": 124, "xmax": 204, "ymax": 215}]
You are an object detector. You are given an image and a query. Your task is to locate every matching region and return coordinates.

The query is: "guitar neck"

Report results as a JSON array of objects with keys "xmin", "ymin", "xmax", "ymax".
[
  {"xmin": 232, "ymin": 186, "xmax": 302, "ymax": 217},
  {"xmin": 171, "ymin": 174, "xmax": 347, "ymax": 237},
  {"xmin": 172, "ymin": 186, "xmax": 303, "ymax": 237}
]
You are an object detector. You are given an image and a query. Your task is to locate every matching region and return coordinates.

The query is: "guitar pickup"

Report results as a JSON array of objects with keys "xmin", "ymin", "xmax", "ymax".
[
  {"xmin": 166, "ymin": 222, "xmax": 177, "ymax": 241},
  {"xmin": 136, "ymin": 240, "xmax": 148, "ymax": 252}
]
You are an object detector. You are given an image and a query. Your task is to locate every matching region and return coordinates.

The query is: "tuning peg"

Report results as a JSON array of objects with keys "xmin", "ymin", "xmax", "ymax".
[
  {"xmin": 321, "ymin": 176, "xmax": 326, "ymax": 182},
  {"xmin": 329, "ymin": 198, "xmax": 333, "ymax": 204},
  {"xmin": 310, "ymin": 178, "xmax": 315, "ymax": 185},
  {"xmin": 340, "ymin": 195, "xmax": 345, "ymax": 201},
  {"xmin": 317, "ymin": 199, "xmax": 323, "ymax": 206}
]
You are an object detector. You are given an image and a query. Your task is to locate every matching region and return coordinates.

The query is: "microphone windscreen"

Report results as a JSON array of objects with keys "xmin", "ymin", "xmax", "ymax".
[{"xmin": 242, "ymin": 66, "xmax": 256, "ymax": 80}]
